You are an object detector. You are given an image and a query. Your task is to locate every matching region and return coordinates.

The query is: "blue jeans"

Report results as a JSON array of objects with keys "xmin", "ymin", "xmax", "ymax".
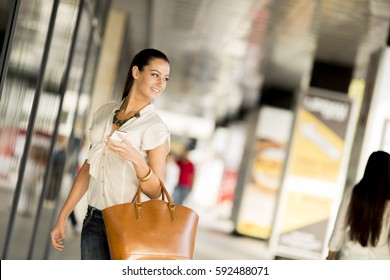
[
  {"xmin": 172, "ymin": 185, "xmax": 191, "ymax": 205},
  {"xmin": 80, "ymin": 205, "xmax": 111, "ymax": 260}
]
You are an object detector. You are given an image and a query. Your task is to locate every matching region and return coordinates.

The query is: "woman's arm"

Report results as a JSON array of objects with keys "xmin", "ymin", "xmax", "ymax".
[
  {"xmin": 140, "ymin": 139, "xmax": 170, "ymax": 198},
  {"xmin": 50, "ymin": 160, "xmax": 90, "ymax": 251},
  {"xmin": 106, "ymin": 135, "xmax": 169, "ymax": 198},
  {"xmin": 326, "ymin": 188, "xmax": 352, "ymax": 259}
]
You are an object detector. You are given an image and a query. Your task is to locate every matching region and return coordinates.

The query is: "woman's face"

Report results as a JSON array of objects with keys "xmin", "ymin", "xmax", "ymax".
[{"xmin": 133, "ymin": 58, "xmax": 170, "ymax": 101}]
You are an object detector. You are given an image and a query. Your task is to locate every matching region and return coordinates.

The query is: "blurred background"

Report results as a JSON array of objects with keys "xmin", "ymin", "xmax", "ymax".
[{"xmin": 0, "ymin": 0, "xmax": 389, "ymax": 260}]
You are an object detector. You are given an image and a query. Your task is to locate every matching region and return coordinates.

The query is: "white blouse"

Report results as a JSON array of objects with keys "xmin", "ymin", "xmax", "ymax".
[
  {"xmin": 328, "ymin": 186, "xmax": 390, "ymax": 259},
  {"xmin": 86, "ymin": 102, "xmax": 169, "ymax": 210}
]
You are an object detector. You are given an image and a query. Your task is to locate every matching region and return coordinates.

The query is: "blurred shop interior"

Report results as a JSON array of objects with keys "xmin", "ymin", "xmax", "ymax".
[{"xmin": 0, "ymin": 0, "xmax": 390, "ymax": 260}]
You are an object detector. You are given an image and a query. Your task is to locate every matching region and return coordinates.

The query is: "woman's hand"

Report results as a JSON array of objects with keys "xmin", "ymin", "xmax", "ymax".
[
  {"xmin": 105, "ymin": 133, "xmax": 142, "ymax": 164},
  {"xmin": 105, "ymin": 133, "xmax": 170, "ymax": 198},
  {"xmin": 50, "ymin": 219, "xmax": 67, "ymax": 251}
]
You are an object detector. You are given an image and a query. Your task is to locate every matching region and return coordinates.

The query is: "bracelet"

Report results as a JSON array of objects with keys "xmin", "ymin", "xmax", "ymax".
[{"xmin": 137, "ymin": 168, "xmax": 153, "ymax": 182}]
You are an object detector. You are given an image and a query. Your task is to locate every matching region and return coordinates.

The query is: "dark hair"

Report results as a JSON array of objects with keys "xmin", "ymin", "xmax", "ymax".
[
  {"xmin": 347, "ymin": 150, "xmax": 390, "ymax": 246},
  {"xmin": 121, "ymin": 48, "xmax": 169, "ymax": 100}
]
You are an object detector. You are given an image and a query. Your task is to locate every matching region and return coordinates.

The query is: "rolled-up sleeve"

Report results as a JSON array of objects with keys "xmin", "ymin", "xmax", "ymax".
[{"xmin": 141, "ymin": 122, "xmax": 170, "ymax": 151}]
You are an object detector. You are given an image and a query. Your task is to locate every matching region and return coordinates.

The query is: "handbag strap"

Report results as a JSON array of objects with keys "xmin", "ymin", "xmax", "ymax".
[
  {"xmin": 134, "ymin": 179, "xmax": 177, "ymax": 220},
  {"xmin": 135, "ymin": 179, "xmax": 173, "ymax": 203}
]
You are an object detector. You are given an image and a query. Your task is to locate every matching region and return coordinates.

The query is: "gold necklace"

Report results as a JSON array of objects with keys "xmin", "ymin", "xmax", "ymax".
[{"xmin": 112, "ymin": 110, "xmax": 140, "ymax": 127}]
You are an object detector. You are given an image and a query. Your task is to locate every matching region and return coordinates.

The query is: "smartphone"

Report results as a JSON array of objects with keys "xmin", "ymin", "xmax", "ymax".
[{"xmin": 110, "ymin": 130, "xmax": 127, "ymax": 143}]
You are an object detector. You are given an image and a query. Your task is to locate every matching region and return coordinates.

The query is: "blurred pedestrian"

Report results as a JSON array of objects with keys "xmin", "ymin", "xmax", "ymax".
[
  {"xmin": 326, "ymin": 150, "xmax": 390, "ymax": 260},
  {"xmin": 45, "ymin": 135, "xmax": 67, "ymax": 204},
  {"xmin": 173, "ymin": 146, "xmax": 195, "ymax": 205}
]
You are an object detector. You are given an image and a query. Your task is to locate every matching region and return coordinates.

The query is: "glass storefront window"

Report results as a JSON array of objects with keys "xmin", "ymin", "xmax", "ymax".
[
  {"xmin": 0, "ymin": 0, "xmax": 55, "ymax": 259},
  {"xmin": 0, "ymin": 0, "xmax": 109, "ymax": 260}
]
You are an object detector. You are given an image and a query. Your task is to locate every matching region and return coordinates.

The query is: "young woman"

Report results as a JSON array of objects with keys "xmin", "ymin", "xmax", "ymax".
[
  {"xmin": 50, "ymin": 49, "xmax": 171, "ymax": 259},
  {"xmin": 327, "ymin": 150, "xmax": 390, "ymax": 260}
]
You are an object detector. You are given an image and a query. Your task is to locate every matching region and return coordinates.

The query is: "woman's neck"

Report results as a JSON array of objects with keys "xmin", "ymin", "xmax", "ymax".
[{"xmin": 120, "ymin": 95, "xmax": 149, "ymax": 115}]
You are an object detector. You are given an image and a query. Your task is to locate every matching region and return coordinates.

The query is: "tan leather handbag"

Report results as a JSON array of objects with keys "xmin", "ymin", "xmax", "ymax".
[{"xmin": 102, "ymin": 180, "xmax": 199, "ymax": 260}]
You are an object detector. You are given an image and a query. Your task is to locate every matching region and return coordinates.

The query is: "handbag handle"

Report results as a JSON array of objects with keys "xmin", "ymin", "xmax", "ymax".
[{"xmin": 134, "ymin": 179, "xmax": 177, "ymax": 220}]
